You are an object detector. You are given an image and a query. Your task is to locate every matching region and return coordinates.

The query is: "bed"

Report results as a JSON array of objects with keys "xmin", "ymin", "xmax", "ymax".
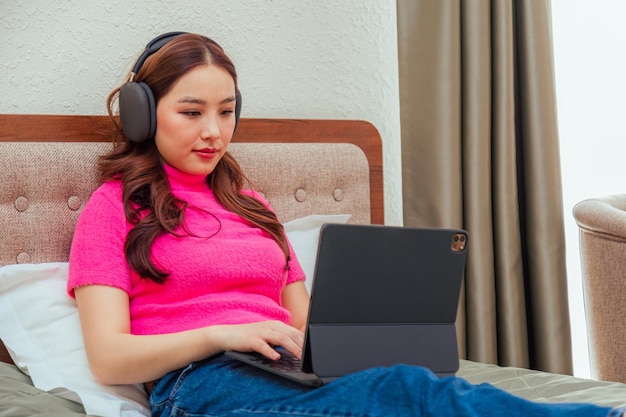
[{"xmin": 0, "ymin": 114, "xmax": 625, "ymax": 416}]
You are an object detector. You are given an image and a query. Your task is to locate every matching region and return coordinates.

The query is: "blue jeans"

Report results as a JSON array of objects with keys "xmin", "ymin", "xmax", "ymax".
[{"xmin": 150, "ymin": 354, "xmax": 622, "ymax": 417}]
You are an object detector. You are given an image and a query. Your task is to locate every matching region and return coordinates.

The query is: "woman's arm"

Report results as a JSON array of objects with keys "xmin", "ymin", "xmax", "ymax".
[
  {"xmin": 75, "ymin": 285, "xmax": 305, "ymax": 385},
  {"xmin": 281, "ymin": 281, "xmax": 310, "ymax": 332}
]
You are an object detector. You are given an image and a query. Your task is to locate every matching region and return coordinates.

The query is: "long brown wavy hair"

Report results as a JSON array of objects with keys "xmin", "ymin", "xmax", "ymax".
[{"xmin": 100, "ymin": 33, "xmax": 290, "ymax": 284}]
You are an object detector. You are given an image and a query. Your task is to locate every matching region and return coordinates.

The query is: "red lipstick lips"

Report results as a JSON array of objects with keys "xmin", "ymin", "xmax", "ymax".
[{"xmin": 194, "ymin": 148, "xmax": 218, "ymax": 159}]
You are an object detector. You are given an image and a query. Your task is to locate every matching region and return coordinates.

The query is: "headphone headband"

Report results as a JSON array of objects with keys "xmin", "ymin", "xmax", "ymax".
[{"xmin": 130, "ymin": 31, "xmax": 188, "ymax": 77}]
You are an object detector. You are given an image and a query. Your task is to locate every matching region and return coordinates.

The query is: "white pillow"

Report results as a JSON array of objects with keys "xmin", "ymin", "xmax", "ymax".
[
  {"xmin": 284, "ymin": 214, "xmax": 351, "ymax": 292},
  {"xmin": 0, "ymin": 262, "xmax": 150, "ymax": 417}
]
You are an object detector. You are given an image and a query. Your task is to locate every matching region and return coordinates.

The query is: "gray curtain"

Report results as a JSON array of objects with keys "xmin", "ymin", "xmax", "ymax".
[{"xmin": 397, "ymin": 0, "xmax": 572, "ymax": 374}]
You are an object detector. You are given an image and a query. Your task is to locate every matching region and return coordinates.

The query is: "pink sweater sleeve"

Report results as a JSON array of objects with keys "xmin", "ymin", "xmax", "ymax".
[{"xmin": 67, "ymin": 182, "xmax": 132, "ymax": 297}]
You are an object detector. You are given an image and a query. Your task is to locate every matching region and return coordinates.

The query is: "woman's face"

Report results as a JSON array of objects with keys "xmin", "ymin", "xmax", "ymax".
[{"xmin": 154, "ymin": 64, "xmax": 237, "ymax": 176}]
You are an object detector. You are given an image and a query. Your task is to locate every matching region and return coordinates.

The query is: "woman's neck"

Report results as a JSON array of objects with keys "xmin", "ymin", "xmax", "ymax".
[{"xmin": 162, "ymin": 162, "xmax": 209, "ymax": 191}]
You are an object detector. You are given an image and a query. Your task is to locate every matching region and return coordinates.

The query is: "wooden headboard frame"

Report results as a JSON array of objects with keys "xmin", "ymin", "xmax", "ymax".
[{"xmin": 0, "ymin": 115, "xmax": 383, "ymax": 224}]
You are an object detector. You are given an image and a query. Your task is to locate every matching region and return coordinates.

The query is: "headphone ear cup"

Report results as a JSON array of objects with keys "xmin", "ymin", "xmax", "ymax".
[{"xmin": 119, "ymin": 81, "xmax": 157, "ymax": 143}]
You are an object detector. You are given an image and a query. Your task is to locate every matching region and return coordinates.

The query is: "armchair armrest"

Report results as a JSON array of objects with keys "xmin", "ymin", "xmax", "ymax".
[
  {"xmin": 573, "ymin": 194, "xmax": 626, "ymax": 384},
  {"xmin": 574, "ymin": 194, "xmax": 626, "ymax": 239}
]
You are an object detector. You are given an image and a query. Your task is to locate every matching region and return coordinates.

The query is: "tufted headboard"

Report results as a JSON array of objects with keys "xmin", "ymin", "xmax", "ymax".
[{"xmin": 0, "ymin": 115, "xmax": 383, "ymax": 267}]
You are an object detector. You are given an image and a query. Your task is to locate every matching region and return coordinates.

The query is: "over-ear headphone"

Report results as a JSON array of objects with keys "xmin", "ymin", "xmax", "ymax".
[{"xmin": 119, "ymin": 32, "xmax": 242, "ymax": 143}]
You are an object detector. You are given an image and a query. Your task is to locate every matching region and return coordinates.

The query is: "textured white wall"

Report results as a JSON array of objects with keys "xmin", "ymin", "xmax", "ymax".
[{"xmin": 0, "ymin": 0, "xmax": 402, "ymax": 225}]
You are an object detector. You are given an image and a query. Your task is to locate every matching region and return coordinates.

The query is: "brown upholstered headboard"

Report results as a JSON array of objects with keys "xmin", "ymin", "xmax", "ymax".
[{"xmin": 0, "ymin": 114, "xmax": 383, "ymax": 364}]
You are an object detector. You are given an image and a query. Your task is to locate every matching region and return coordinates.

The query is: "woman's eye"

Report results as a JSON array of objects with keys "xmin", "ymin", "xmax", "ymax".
[
  {"xmin": 221, "ymin": 109, "xmax": 234, "ymax": 116},
  {"xmin": 182, "ymin": 111, "xmax": 200, "ymax": 116}
]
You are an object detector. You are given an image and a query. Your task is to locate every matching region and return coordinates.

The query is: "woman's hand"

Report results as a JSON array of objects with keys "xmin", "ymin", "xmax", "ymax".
[{"xmin": 210, "ymin": 320, "xmax": 305, "ymax": 360}]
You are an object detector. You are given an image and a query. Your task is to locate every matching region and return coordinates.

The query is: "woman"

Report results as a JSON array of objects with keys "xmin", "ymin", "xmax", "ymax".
[{"xmin": 68, "ymin": 32, "xmax": 623, "ymax": 417}]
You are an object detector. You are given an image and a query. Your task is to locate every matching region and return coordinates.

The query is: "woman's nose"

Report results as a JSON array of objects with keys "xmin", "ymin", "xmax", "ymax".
[{"xmin": 201, "ymin": 116, "xmax": 220, "ymax": 141}]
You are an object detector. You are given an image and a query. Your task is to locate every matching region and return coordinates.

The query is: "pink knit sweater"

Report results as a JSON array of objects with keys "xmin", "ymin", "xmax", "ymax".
[{"xmin": 67, "ymin": 163, "xmax": 305, "ymax": 335}]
